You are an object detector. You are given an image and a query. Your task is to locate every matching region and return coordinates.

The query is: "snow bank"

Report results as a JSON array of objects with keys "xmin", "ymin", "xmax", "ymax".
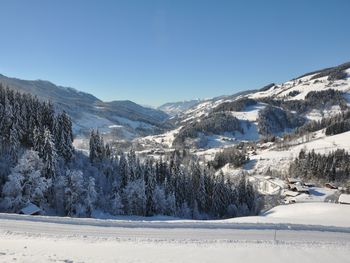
[{"xmin": 231, "ymin": 203, "xmax": 350, "ymax": 228}]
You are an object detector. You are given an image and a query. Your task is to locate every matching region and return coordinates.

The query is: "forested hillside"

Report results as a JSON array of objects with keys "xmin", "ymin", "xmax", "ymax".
[{"xmin": 0, "ymin": 84, "xmax": 260, "ymax": 219}]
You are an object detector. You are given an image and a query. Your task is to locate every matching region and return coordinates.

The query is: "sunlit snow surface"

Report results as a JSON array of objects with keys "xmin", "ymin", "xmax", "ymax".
[{"xmin": 0, "ymin": 203, "xmax": 349, "ymax": 263}]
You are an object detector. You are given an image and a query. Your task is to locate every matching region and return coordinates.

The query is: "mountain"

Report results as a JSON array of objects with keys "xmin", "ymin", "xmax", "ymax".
[
  {"xmin": 132, "ymin": 61, "xmax": 350, "ymax": 196},
  {"xmin": 158, "ymin": 99, "xmax": 202, "ymax": 116},
  {"xmin": 136, "ymin": 61, "xmax": 350, "ymax": 150},
  {"xmin": 0, "ymin": 74, "xmax": 170, "ymax": 138}
]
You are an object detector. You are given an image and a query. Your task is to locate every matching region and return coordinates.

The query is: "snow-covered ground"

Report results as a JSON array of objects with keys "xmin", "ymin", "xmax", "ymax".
[
  {"xmin": 0, "ymin": 203, "xmax": 349, "ymax": 262},
  {"xmin": 249, "ymin": 69, "xmax": 350, "ymax": 101},
  {"xmin": 246, "ymin": 130, "xmax": 350, "ymax": 176}
]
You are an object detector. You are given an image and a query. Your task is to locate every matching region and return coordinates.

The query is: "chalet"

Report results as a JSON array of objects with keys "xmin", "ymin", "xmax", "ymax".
[
  {"xmin": 295, "ymin": 185, "xmax": 309, "ymax": 194},
  {"xmin": 284, "ymin": 190, "xmax": 300, "ymax": 197},
  {"xmin": 289, "ymin": 184, "xmax": 298, "ymax": 191},
  {"xmin": 287, "ymin": 178, "xmax": 302, "ymax": 184},
  {"xmin": 19, "ymin": 203, "xmax": 42, "ymax": 215},
  {"xmin": 338, "ymin": 194, "xmax": 350, "ymax": 205},
  {"xmin": 325, "ymin": 183, "xmax": 338, "ymax": 189},
  {"xmin": 288, "ymin": 184, "xmax": 309, "ymax": 194},
  {"xmin": 304, "ymin": 182, "xmax": 315, "ymax": 187}
]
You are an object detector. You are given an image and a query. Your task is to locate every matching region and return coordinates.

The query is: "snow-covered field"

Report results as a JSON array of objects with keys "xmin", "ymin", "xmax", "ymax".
[{"xmin": 0, "ymin": 203, "xmax": 349, "ymax": 262}]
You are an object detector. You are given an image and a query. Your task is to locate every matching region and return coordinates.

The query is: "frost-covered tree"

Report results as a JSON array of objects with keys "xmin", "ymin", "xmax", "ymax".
[
  {"xmin": 152, "ymin": 185, "xmax": 166, "ymax": 215},
  {"xmin": 110, "ymin": 185, "xmax": 123, "ymax": 215},
  {"xmin": 64, "ymin": 170, "xmax": 86, "ymax": 217},
  {"xmin": 123, "ymin": 179, "xmax": 146, "ymax": 216},
  {"xmin": 42, "ymin": 128, "xmax": 57, "ymax": 180},
  {"xmin": 118, "ymin": 153, "xmax": 129, "ymax": 189},
  {"xmin": 165, "ymin": 191, "xmax": 176, "ymax": 216},
  {"xmin": 177, "ymin": 201, "xmax": 192, "ymax": 219},
  {"xmin": 211, "ymin": 172, "xmax": 229, "ymax": 218},
  {"xmin": 85, "ymin": 177, "xmax": 97, "ymax": 216},
  {"xmin": 144, "ymin": 159, "xmax": 156, "ymax": 216},
  {"xmin": 1, "ymin": 150, "xmax": 50, "ymax": 212},
  {"xmin": 55, "ymin": 111, "xmax": 74, "ymax": 162},
  {"xmin": 89, "ymin": 130, "xmax": 106, "ymax": 163}
]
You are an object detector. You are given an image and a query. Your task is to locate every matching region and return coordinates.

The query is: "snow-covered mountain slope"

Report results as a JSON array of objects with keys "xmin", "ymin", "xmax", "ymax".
[
  {"xmin": 158, "ymin": 99, "xmax": 202, "ymax": 116},
  {"xmin": 139, "ymin": 61, "xmax": 350, "ymax": 150},
  {"xmin": 249, "ymin": 67, "xmax": 350, "ymax": 102},
  {"xmin": 0, "ymin": 74, "xmax": 170, "ymax": 138},
  {"xmin": 0, "ymin": 203, "xmax": 349, "ymax": 263}
]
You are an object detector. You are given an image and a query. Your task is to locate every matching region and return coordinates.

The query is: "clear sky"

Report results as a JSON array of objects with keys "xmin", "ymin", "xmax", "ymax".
[{"xmin": 0, "ymin": 0, "xmax": 349, "ymax": 106}]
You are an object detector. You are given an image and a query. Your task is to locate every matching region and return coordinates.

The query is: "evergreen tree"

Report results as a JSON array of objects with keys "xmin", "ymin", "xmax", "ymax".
[
  {"xmin": 42, "ymin": 128, "xmax": 57, "ymax": 180},
  {"xmin": 64, "ymin": 170, "xmax": 85, "ymax": 217},
  {"xmin": 1, "ymin": 150, "xmax": 50, "ymax": 212},
  {"xmin": 123, "ymin": 178, "xmax": 146, "ymax": 216},
  {"xmin": 55, "ymin": 111, "xmax": 74, "ymax": 162},
  {"xmin": 85, "ymin": 177, "xmax": 97, "ymax": 216},
  {"xmin": 211, "ymin": 172, "xmax": 229, "ymax": 218}
]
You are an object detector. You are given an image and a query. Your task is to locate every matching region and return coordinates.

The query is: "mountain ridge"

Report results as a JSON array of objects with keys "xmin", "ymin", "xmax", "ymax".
[{"xmin": 0, "ymin": 73, "xmax": 170, "ymax": 138}]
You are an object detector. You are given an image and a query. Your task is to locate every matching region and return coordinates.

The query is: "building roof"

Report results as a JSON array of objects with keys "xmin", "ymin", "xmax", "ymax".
[
  {"xmin": 20, "ymin": 203, "xmax": 41, "ymax": 215},
  {"xmin": 325, "ymin": 183, "xmax": 338, "ymax": 189},
  {"xmin": 285, "ymin": 190, "xmax": 300, "ymax": 197},
  {"xmin": 339, "ymin": 194, "xmax": 350, "ymax": 204},
  {"xmin": 295, "ymin": 185, "xmax": 309, "ymax": 192},
  {"xmin": 287, "ymin": 178, "xmax": 302, "ymax": 184}
]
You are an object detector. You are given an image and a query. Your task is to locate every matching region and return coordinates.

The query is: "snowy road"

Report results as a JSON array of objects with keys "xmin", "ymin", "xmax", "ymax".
[
  {"xmin": 0, "ymin": 212, "xmax": 350, "ymax": 262},
  {"xmin": 1, "ymin": 215, "xmax": 350, "ymax": 243}
]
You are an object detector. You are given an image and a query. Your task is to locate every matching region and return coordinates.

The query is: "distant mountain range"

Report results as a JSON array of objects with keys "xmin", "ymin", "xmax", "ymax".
[
  {"xmin": 136, "ymin": 61, "xmax": 350, "ymax": 150},
  {"xmin": 2, "ymin": 61, "xmax": 350, "ymax": 145},
  {"xmin": 158, "ymin": 99, "xmax": 202, "ymax": 116},
  {"xmin": 0, "ymin": 74, "xmax": 170, "ymax": 139}
]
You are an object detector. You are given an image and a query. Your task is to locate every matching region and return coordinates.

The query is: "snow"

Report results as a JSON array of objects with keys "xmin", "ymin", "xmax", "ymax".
[
  {"xmin": 306, "ymin": 105, "xmax": 343, "ymax": 121},
  {"xmin": 1, "ymin": 235, "xmax": 349, "ymax": 263},
  {"xmin": 246, "ymin": 130, "xmax": 350, "ymax": 177},
  {"xmin": 231, "ymin": 202, "xmax": 350, "ymax": 228},
  {"xmin": 158, "ymin": 99, "xmax": 202, "ymax": 116},
  {"xmin": 282, "ymin": 187, "xmax": 339, "ymax": 204},
  {"xmin": 249, "ymin": 72, "xmax": 350, "ymax": 101},
  {"xmin": 339, "ymin": 194, "xmax": 350, "ymax": 204},
  {"xmin": 112, "ymin": 116, "xmax": 153, "ymax": 130},
  {"xmin": 72, "ymin": 135, "xmax": 89, "ymax": 153},
  {"xmin": 231, "ymin": 103, "xmax": 265, "ymax": 122},
  {"xmin": 0, "ymin": 203, "xmax": 349, "ymax": 262},
  {"xmin": 108, "ymin": 124, "xmax": 124, "ymax": 128},
  {"xmin": 73, "ymin": 112, "xmax": 114, "ymax": 133},
  {"xmin": 135, "ymin": 127, "xmax": 182, "ymax": 149}
]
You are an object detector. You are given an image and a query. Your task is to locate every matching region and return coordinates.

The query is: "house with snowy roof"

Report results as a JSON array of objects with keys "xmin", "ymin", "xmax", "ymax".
[{"xmin": 19, "ymin": 203, "xmax": 42, "ymax": 215}]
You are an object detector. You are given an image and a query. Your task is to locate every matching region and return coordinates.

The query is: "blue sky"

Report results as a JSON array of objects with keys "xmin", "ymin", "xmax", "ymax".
[{"xmin": 0, "ymin": 0, "xmax": 349, "ymax": 106}]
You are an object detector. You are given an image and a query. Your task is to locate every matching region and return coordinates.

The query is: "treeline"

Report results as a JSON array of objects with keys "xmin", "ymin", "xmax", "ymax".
[
  {"xmin": 259, "ymin": 89, "xmax": 347, "ymax": 115},
  {"xmin": 295, "ymin": 61, "xmax": 350, "ymax": 81},
  {"xmin": 0, "ymin": 84, "xmax": 73, "ymax": 180},
  {"xmin": 89, "ymin": 134, "xmax": 261, "ymax": 218},
  {"xmin": 310, "ymin": 62, "xmax": 350, "ymax": 81},
  {"xmin": 257, "ymin": 105, "xmax": 305, "ymax": 136},
  {"xmin": 208, "ymin": 145, "xmax": 249, "ymax": 170},
  {"xmin": 212, "ymin": 98, "xmax": 257, "ymax": 113},
  {"xmin": 286, "ymin": 110, "xmax": 350, "ymax": 139},
  {"xmin": 78, "ymin": 132, "xmax": 260, "ymax": 219},
  {"xmin": 0, "ymin": 83, "xmax": 75, "ymax": 215},
  {"xmin": 173, "ymin": 112, "xmax": 243, "ymax": 147},
  {"xmin": 289, "ymin": 149, "xmax": 350, "ymax": 183},
  {"xmin": 325, "ymin": 120, "xmax": 350, "ymax": 136}
]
